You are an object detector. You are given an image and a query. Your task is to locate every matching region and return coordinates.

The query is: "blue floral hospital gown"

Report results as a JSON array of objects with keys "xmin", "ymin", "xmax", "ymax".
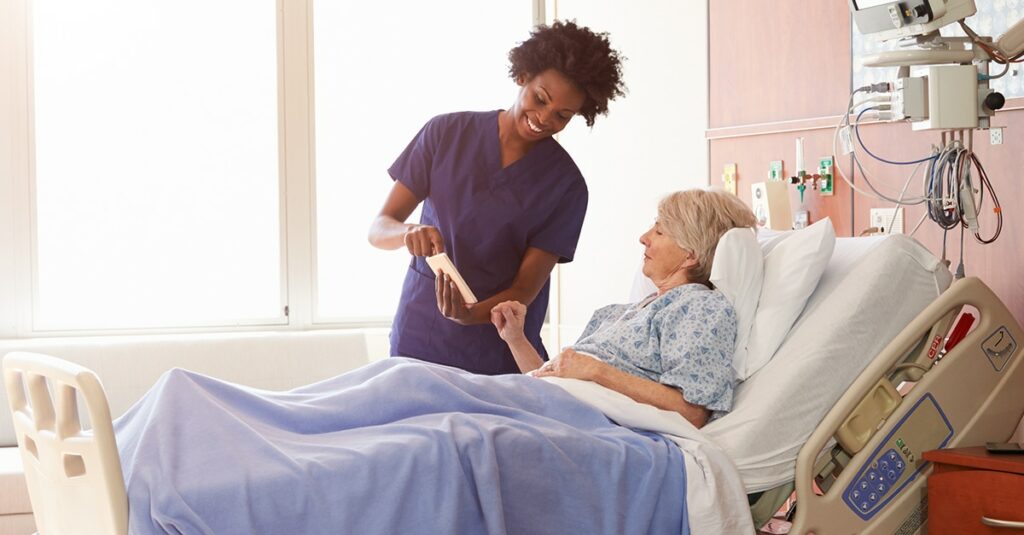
[{"xmin": 572, "ymin": 283, "xmax": 738, "ymax": 413}]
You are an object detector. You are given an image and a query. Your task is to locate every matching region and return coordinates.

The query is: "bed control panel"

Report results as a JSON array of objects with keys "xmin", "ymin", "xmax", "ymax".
[{"xmin": 843, "ymin": 393, "xmax": 953, "ymax": 520}]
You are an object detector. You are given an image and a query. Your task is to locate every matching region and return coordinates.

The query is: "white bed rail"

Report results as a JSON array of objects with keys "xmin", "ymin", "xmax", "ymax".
[
  {"xmin": 789, "ymin": 276, "xmax": 1024, "ymax": 534},
  {"xmin": 2, "ymin": 352, "xmax": 128, "ymax": 535}
]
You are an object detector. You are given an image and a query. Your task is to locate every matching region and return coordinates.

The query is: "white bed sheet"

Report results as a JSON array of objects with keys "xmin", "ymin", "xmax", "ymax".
[{"xmin": 703, "ymin": 234, "xmax": 952, "ymax": 492}]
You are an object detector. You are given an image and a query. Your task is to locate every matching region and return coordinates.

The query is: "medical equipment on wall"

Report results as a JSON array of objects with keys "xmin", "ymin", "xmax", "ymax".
[
  {"xmin": 751, "ymin": 181, "xmax": 793, "ymax": 231},
  {"xmin": 784, "ymin": 139, "xmax": 836, "ymax": 230},
  {"xmin": 840, "ymin": 0, "xmax": 1018, "ymax": 269}
]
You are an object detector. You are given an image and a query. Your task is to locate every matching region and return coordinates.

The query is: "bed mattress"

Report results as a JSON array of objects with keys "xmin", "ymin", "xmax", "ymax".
[{"xmin": 702, "ymin": 234, "xmax": 952, "ymax": 492}]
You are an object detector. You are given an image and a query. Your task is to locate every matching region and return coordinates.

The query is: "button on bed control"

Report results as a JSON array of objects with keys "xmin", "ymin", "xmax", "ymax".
[{"xmin": 847, "ymin": 447, "xmax": 917, "ymax": 518}]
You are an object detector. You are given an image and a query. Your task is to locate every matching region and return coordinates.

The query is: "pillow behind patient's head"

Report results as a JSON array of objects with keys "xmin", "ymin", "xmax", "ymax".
[
  {"xmin": 709, "ymin": 227, "xmax": 764, "ymax": 381},
  {"xmin": 741, "ymin": 218, "xmax": 836, "ymax": 380}
]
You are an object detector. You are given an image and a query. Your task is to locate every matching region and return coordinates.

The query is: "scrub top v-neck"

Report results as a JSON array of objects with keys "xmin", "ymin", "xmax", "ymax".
[{"xmin": 387, "ymin": 110, "xmax": 588, "ymax": 375}]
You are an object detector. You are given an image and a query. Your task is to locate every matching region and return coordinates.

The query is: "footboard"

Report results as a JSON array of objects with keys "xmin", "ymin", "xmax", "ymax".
[
  {"xmin": 2, "ymin": 352, "xmax": 127, "ymax": 535},
  {"xmin": 789, "ymin": 277, "xmax": 1024, "ymax": 534}
]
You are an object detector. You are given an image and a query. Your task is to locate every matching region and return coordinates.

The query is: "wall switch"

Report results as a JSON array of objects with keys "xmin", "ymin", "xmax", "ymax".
[
  {"xmin": 769, "ymin": 160, "xmax": 784, "ymax": 182},
  {"xmin": 870, "ymin": 207, "xmax": 904, "ymax": 234},
  {"xmin": 990, "ymin": 127, "xmax": 1004, "ymax": 145},
  {"xmin": 723, "ymin": 163, "xmax": 737, "ymax": 195}
]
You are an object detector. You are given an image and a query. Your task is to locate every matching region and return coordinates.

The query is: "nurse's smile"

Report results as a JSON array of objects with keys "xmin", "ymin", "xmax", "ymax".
[{"xmin": 526, "ymin": 116, "xmax": 545, "ymax": 134}]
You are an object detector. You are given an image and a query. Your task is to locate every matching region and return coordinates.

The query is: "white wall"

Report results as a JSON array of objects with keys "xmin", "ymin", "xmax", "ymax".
[{"xmin": 552, "ymin": 1, "xmax": 709, "ymax": 346}]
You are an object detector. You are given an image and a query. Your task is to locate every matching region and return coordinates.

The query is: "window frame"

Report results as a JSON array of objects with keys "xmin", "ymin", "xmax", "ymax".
[{"xmin": 0, "ymin": 0, "xmax": 545, "ymax": 338}]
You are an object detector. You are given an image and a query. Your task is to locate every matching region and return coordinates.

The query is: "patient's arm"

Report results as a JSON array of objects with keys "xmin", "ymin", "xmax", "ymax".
[
  {"xmin": 491, "ymin": 301, "xmax": 544, "ymax": 372},
  {"xmin": 533, "ymin": 349, "xmax": 711, "ymax": 428}
]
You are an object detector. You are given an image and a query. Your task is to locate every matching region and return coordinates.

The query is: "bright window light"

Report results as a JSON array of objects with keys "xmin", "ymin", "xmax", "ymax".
[
  {"xmin": 313, "ymin": 1, "xmax": 533, "ymax": 321},
  {"xmin": 31, "ymin": 1, "xmax": 281, "ymax": 330}
]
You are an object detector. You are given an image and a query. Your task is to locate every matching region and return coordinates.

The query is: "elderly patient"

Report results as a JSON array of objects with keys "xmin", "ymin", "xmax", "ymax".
[{"xmin": 490, "ymin": 189, "xmax": 756, "ymax": 428}]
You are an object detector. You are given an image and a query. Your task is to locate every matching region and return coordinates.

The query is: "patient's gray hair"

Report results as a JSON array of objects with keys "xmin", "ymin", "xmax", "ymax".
[{"xmin": 657, "ymin": 189, "xmax": 757, "ymax": 285}]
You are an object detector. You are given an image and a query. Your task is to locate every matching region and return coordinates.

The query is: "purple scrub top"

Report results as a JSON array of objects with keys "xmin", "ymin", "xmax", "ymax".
[{"xmin": 388, "ymin": 111, "xmax": 588, "ymax": 375}]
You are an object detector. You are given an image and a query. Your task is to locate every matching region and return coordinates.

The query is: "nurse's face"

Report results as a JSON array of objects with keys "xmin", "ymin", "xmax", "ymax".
[
  {"xmin": 639, "ymin": 221, "xmax": 694, "ymax": 284},
  {"xmin": 509, "ymin": 69, "xmax": 585, "ymax": 142}
]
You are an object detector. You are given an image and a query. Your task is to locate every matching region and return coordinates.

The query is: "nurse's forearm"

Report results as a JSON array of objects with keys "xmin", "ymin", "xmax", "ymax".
[
  {"xmin": 593, "ymin": 365, "xmax": 710, "ymax": 428},
  {"xmin": 459, "ymin": 285, "xmax": 543, "ymax": 325},
  {"xmin": 443, "ymin": 247, "xmax": 558, "ymax": 326},
  {"xmin": 370, "ymin": 181, "xmax": 425, "ymax": 250},
  {"xmin": 368, "ymin": 215, "xmax": 412, "ymax": 250},
  {"xmin": 464, "ymin": 246, "xmax": 558, "ymax": 322}
]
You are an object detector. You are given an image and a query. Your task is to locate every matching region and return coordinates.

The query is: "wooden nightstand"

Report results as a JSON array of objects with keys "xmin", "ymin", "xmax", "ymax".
[{"xmin": 923, "ymin": 446, "xmax": 1024, "ymax": 534}]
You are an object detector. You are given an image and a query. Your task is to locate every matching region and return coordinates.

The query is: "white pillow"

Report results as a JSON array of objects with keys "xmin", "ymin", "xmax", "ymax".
[
  {"xmin": 741, "ymin": 218, "xmax": 836, "ymax": 379},
  {"xmin": 709, "ymin": 228, "xmax": 764, "ymax": 381}
]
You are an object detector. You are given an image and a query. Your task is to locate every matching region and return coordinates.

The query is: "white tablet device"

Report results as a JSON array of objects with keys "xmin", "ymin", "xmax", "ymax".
[{"xmin": 426, "ymin": 252, "xmax": 479, "ymax": 304}]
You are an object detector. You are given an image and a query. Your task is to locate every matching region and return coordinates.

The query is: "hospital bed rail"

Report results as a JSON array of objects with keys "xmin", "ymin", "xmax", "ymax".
[
  {"xmin": 2, "ymin": 352, "xmax": 128, "ymax": 535},
  {"xmin": 788, "ymin": 276, "xmax": 1024, "ymax": 534}
]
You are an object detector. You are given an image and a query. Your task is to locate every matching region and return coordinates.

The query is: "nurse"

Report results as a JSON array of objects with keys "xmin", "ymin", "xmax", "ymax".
[{"xmin": 368, "ymin": 20, "xmax": 626, "ymax": 375}]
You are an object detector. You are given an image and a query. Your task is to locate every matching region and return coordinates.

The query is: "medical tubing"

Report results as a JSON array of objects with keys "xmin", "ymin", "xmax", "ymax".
[
  {"xmin": 908, "ymin": 210, "xmax": 929, "ymax": 237},
  {"xmin": 833, "ymin": 96, "xmax": 930, "ymax": 204},
  {"xmin": 848, "ymin": 120, "xmax": 927, "ymax": 203},
  {"xmin": 843, "ymin": 113, "xmax": 1008, "ymax": 240},
  {"xmin": 885, "ymin": 160, "xmax": 925, "ymax": 234},
  {"xmin": 833, "ymin": 93, "xmax": 891, "ymax": 202},
  {"xmin": 923, "ymin": 139, "xmax": 1003, "ymax": 245},
  {"xmin": 852, "ymin": 93, "xmax": 894, "ymax": 108},
  {"xmin": 981, "ymin": 61, "xmax": 1012, "ymax": 81},
  {"xmin": 970, "ymin": 153, "xmax": 1002, "ymax": 244},
  {"xmin": 855, "ymin": 109, "xmax": 937, "ymax": 165},
  {"xmin": 954, "ymin": 226, "xmax": 965, "ymax": 280},
  {"xmin": 926, "ymin": 143, "xmax": 962, "ymax": 231},
  {"xmin": 941, "ymin": 228, "xmax": 949, "ymax": 263}
]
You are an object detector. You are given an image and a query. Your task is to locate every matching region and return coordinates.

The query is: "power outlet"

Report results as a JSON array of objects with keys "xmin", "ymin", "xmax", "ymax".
[
  {"xmin": 990, "ymin": 127, "xmax": 1004, "ymax": 145},
  {"xmin": 870, "ymin": 207, "xmax": 904, "ymax": 234}
]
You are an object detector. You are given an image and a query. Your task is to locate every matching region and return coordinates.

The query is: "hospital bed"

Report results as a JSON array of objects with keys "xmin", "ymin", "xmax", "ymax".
[
  {"xmin": 703, "ymin": 234, "xmax": 1024, "ymax": 533},
  {"xmin": 4, "ymin": 234, "xmax": 1024, "ymax": 534}
]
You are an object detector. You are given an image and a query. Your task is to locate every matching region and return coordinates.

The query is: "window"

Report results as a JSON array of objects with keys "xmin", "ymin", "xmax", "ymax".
[
  {"xmin": 312, "ymin": 1, "xmax": 533, "ymax": 321},
  {"xmin": 28, "ymin": 1, "xmax": 281, "ymax": 330},
  {"xmin": 2, "ymin": 0, "xmax": 538, "ymax": 335}
]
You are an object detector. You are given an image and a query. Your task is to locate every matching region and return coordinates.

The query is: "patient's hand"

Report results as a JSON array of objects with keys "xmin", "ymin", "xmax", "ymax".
[
  {"xmin": 491, "ymin": 301, "xmax": 527, "ymax": 342},
  {"xmin": 531, "ymin": 348, "xmax": 606, "ymax": 381}
]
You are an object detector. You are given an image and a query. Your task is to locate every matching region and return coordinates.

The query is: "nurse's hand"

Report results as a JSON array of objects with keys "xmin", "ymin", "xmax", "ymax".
[
  {"xmin": 490, "ymin": 301, "xmax": 527, "ymax": 343},
  {"xmin": 436, "ymin": 271, "xmax": 474, "ymax": 324},
  {"xmin": 531, "ymin": 348, "xmax": 605, "ymax": 381},
  {"xmin": 404, "ymin": 224, "xmax": 444, "ymax": 256}
]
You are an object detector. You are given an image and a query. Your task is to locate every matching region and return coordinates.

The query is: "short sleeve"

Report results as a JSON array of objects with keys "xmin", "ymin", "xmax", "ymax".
[
  {"xmin": 529, "ymin": 180, "xmax": 588, "ymax": 263},
  {"xmin": 655, "ymin": 292, "xmax": 738, "ymax": 413},
  {"xmin": 387, "ymin": 115, "xmax": 444, "ymax": 200}
]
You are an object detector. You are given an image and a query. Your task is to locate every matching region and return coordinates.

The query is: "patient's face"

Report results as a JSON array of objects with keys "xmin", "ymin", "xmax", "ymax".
[{"xmin": 639, "ymin": 221, "xmax": 690, "ymax": 283}]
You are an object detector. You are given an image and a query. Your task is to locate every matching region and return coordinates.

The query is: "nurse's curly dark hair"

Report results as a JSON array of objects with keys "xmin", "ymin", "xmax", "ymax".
[{"xmin": 508, "ymin": 20, "xmax": 626, "ymax": 127}]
